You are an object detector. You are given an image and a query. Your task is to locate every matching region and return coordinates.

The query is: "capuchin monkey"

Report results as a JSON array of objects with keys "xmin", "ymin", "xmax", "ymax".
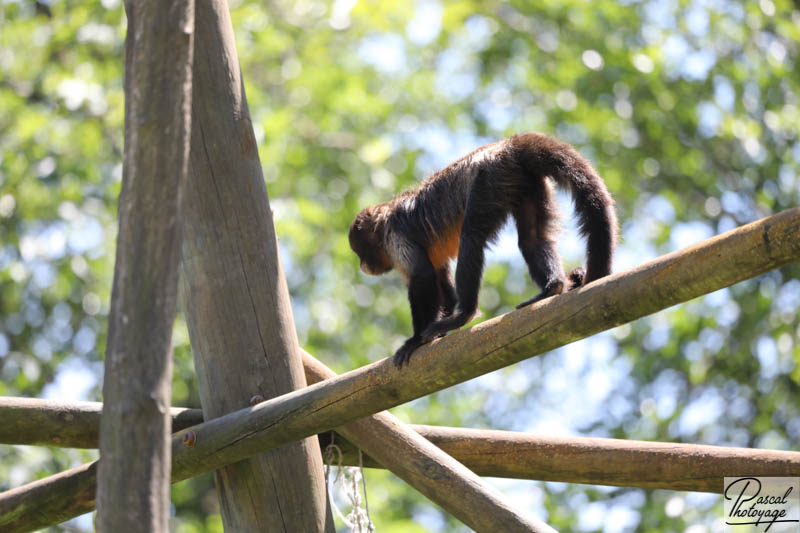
[{"xmin": 349, "ymin": 132, "xmax": 618, "ymax": 367}]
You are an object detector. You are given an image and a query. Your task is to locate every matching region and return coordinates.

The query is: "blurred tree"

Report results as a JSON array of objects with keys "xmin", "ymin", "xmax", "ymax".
[{"xmin": 0, "ymin": 0, "xmax": 798, "ymax": 531}]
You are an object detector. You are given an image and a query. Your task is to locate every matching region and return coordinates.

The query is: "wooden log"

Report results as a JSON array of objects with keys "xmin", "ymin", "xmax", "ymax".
[
  {"xmin": 0, "ymin": 358, "xmax": 556, "ymax": 533},
  {"xmin": 1, "ymin": 208, "xmax": 798, "ymax": 531},
  {"xmin": 301, "ymin": 353, "xmax": 554, "ymax": 533},
  {"xmin": 1, "ymin": 409, "xmax": 798, "ymax": 533},
  {"xmin": 97, "ymin": 1, "xmax": 194, "ymax": 531},
  {"xmin": 0, "ymin": 397, "xmax": 202, "ymax": 449},
  {"xmin": 318, "ymin": 426, "xmax": 800, "ymax": 493},
  {"xmin": 177, "ymin": 0, "xmax": 333, "ymax": 530},
  {"xmin": 0, "ymin": 463, "xmax": 98, "ymax": 531},
  {"xmin": 1, "ymin": 396, "xmax": 796, "ymax": 495}
]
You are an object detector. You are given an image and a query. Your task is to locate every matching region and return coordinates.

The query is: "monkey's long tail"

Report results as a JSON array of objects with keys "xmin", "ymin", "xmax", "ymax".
[
  {"xmin": 518, "ymin": 134, "xmax": 618, "ymax": 284},
  {"xmin": 562, "ymin": 160, "xmax": 617, "ymax": 285},
  {"xmin": 557, "ymin": 154, "xmax": 618, "ymax": 284}
]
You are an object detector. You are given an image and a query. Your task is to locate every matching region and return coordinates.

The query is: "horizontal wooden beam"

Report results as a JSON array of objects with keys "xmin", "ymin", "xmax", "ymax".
[
  {"xmin": 1, "ymin": 207, "xmax": 798, "ymax": 531},
  {"xmin": 319, "ymin": 426, "xmax": 800, "ymax": 493},
  {"xmin": 0, "ymin": 397, "xmax": 202, "ymax": 449},
  {"xmin": 2, "ymin": 397, "xmax": 797, "ymax": 495}
]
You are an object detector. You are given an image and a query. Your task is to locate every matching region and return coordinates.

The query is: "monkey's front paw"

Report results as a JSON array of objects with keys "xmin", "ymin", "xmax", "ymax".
[{"xmin": 393, "ymin": 337, "xmax": 423, "ymax": 367}]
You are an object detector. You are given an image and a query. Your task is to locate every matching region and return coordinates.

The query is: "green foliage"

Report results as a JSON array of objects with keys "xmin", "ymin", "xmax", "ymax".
[{"xmin": 1, "ymin": 0, "xmax": 799, "ymax": 530}]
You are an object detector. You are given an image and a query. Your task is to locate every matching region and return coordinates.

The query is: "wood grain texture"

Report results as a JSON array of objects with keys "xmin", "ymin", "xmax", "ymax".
[
  {"xmin": 1, "ymin": 208, "xmax": 798, "ymax": 531},
  {"xmin": 177, "ymin": 0, "xmax": 332, "ymax": 530},
  {"xmin": 97, "ymin": 1, "xmax": 194, "ymax": 531}
]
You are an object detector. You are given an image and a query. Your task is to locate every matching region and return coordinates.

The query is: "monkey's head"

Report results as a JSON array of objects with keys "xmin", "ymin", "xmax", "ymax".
[{"xmin": 349, "ymin": 206, "xmax": 393, "ymax": 276}]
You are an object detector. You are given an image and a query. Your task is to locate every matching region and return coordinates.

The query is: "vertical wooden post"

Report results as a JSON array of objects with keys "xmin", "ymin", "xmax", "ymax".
[
  {"xmin": 97, "ymin": 1, "xmax": 194, "ymax": 532},
  {"xmin": 179, "ymin": 0, "xmax": 333, "ymax": 530}
]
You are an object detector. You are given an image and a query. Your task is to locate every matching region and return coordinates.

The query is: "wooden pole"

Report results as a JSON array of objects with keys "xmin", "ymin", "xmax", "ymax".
[
  {"xmin": 96, "ymin": 1, "xmax": 194, "ymax": 531},
  {"xmin": 0, "ymin": 463, "xmax": 98, "ymax": 531},
  {"xmin": 177, "ymin": 0, "xmax": 332, "ymax": 530},
  {"xmin": 0, "ymin": 208, "xmax": 798, "ymax": 531},
  {"xmin": 0, "ymin": 397, "xmax": 202, "ymax": 449},
  {"xmin": 0, "ymin": 358, "xmax": 556, "ymax": 533},
  {"xmin": 318, "ymin": 426, "xmax": 800, "ymax": 493}
]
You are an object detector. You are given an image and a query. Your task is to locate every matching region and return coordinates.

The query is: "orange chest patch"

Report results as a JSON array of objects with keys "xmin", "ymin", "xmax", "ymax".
[{"xmin": 427, "ymin": 223, "xmax": 462, "ymax": 269}]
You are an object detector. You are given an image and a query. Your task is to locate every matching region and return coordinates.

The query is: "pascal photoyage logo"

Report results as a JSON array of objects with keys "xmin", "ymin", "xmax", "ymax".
[{"xmin": 724, "ymin": 477, "xmax": 800, "ymax": 532}]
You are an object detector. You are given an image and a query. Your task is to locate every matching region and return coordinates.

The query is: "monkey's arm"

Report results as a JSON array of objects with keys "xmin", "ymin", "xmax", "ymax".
[
  {"xmin": 393, "ymin": 249, "xmax": 441, "ymax": 366},
  {"xmin": 420, "ymin": 232, "xmax": 488, "ymax": 341}
]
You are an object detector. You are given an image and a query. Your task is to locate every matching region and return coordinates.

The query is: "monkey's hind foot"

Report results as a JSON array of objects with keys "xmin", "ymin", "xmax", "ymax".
[
  {"xmin": 420, "ymin": 308, "xmax": 477, "ymax": 344},
  {"xmin": 567, "ymin": 267, "xmax": 585, "ymax": 289},
  {"xmin": 516, "ymin": 279, "xmax": 565, "ymax": 309}
]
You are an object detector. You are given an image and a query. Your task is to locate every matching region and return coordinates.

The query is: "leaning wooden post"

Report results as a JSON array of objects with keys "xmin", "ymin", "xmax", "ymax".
[
  {"xmin": 178, "ymin": 0, "xmax": 332, "ymax": 530},
  {"xmin": 96, "ymin": 1, "xmax": 194, "ymax": 532}
]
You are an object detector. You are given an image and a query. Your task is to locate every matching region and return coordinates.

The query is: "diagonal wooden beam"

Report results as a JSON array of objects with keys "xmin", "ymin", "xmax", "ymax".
[
  {"xmin": 300, "ymin": 353, "xmax": 554, "ymax": 532},
  {"xmin": 0, "ymin": 207, "xmax": 798, "ymax": 531},
  {"xmin": 0, "ymin": 353, "xmax": 557, "ymax": 533}
]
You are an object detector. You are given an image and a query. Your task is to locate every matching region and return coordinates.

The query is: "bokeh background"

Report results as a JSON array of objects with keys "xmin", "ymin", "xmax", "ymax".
[{"xmin": 1, "ymin": 0, "xmax": 799, "ymax": 531}]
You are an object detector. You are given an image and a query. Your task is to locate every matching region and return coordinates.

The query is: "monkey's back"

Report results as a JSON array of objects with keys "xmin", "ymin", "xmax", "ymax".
[{"xmin": 397, "ymin": 139, "xmax": 513, "ymax": 244}]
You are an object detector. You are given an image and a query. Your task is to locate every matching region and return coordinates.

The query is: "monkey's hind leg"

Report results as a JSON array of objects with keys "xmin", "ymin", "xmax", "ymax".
[
  {"xmin": 514, "ymin": 192, "xmax": 568, "ymax": 309},
  {"xmin": 436, "ymin": 265, "xmax": 457, "ymax": 319}
]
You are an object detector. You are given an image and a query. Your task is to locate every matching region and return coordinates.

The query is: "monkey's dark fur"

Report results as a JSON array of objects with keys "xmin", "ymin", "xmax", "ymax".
[{"xmin": 349, "ymin": 132, "xmax": 618, "ymax": 366}]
